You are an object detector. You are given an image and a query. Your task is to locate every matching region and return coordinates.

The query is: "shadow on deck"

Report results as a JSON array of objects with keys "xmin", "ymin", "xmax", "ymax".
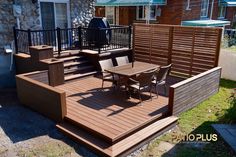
[{"xmin": 55, "ymin": 76, "xmax": 181, "ymax": 157}]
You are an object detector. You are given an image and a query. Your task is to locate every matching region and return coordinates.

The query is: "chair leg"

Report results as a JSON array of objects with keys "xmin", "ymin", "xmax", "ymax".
[
  {"xmin": 102, "ymin": 80, "xmax": 104, "ymax": 89},
  {"xmin": 138, "ymin": 90, "xmax": 142, "ymax": 104},
  {"xmin": 164, "ymin": 84, "xmax": 167, "ymax": 96},
  {"xmin": 150, "ymin": 87, "xmax": 152, "ymax": 101},
  {"xmin": 128, "ymin": 87, "xmax": 131, "ymax": 99}
]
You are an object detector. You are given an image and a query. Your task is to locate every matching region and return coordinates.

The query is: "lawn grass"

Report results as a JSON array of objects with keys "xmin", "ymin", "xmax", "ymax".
[
  {"xmin": 221, "ymin": 46, "xmax": 236, "ymax": 53},
  {"xmin": 139, "ymin": 79, "xmax": 236, "ymax": 157}
]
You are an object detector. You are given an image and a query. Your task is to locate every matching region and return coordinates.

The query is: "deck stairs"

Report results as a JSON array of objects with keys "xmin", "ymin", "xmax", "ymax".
[
  {"xmin": 56, "ymin": 116, "xmax": 178, "ymax": 157},
  {"xmin": 56, "ymin": 51, "xmax": 97, "ymax": 81}
]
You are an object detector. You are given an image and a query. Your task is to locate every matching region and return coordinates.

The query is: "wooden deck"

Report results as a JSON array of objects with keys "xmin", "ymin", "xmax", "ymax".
[
  {"xmin": 55, "ymin": 76, "xmax": 181, "ymax": 156},
  {"xmin": 56, "ymin": 76, "xmax": 170, "ymax": 142}
]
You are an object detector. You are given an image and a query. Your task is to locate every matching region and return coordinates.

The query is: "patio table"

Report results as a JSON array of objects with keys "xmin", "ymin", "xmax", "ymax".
[
  {"xmin": 105, "ymin": 61, "xmax": 159, "ymax": 77},
  {"xmin": 105, "ymin": 61, "xmax": 159, "ymax": 94}
]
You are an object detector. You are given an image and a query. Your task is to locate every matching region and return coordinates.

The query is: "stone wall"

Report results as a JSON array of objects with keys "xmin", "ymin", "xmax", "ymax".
[
  {"xmin": 70, "ymin": 0, "xmax": 95, "ymax": 27},
  {"xmin": 0, "ymin": 1, "xmax": 15, "ymax": 53},
  {"xmin": 0, "ymin": 0, "xmax": 95, "ymax": 54},
  {"xmin": 15, "ymin": 0, "xmax": 41, "ymax": 30}
]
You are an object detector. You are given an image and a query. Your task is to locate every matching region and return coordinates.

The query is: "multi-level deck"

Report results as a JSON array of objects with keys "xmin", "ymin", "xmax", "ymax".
[{"xmin": 15, "ymin": 24, "xmax": 223, "ymax": 157}]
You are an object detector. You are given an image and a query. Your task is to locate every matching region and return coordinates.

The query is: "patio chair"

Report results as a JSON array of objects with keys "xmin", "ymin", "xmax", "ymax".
[
  {"xmin": 127, "ymin": 69, "xmax": 156, "ymax": 103},
  {"xmin": 99, "ymin": 59, "xmax": 119, "ymax": 89},
  {"xmin": 115, "ymin": 56, "xmax": 129, "ymax": 66},
  {"xmin": 152, "ymin": 64, "xmax": 172, "ymax": 97}
]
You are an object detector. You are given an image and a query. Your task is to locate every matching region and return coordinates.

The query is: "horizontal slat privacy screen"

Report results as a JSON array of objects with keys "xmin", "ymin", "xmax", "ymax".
[{"xmin": 133, "ymin": 23, "xmax": 222, "ymax": 78}]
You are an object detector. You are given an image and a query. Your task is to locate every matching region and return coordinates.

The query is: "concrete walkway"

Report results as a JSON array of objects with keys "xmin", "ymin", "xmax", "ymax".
[{"xmin": 212, "ymin": 124, "xmax": 236, "ymax": 153}]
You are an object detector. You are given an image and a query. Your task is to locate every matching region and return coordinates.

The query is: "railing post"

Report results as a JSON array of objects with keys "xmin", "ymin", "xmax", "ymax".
[
  {"xmin": 56, "ymin": 27, "xmax": 61, "ymax": 56},
  {"xmin": 128, "ymin": 25, "xmax": 132, "ymax": 49},
  {"xmin": 27, "ymin": 29, "xmax": 32, "ymax": 47},
  {"xmin": 78, "ymin": 26, "xmax": 82, "ymax": 51},
  {"xmin": 13, "ymin": 26, "xmax": 18, "ymax": 54}
]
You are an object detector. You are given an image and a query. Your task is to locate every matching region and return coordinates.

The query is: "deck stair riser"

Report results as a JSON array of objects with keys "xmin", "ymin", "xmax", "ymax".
[
  {"xmin": 56, "ymin": 51, "xmax": 97, "ymax": 81},
  {"xmin": 64, "ymin": 112, "xmax": 168, "ymax": 144},
  {"xmin": 56, "ymin": 116, "xmax": 178, "ymax": 157}
]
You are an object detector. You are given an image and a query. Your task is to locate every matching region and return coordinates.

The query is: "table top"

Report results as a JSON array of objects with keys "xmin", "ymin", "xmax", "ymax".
[{"xmin": 105, "ymin": 61, "xmax": 159, "ymax": 77}]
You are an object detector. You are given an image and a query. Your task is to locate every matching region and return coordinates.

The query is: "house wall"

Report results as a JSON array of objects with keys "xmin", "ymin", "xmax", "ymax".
[
  {"xmin": 226, "ymin": 7, "xmax": 236, "ymax": 27},
  {"xmin": 95, "ymin": 6, "xmax": 136, "ymax": 25},
  {"xmin": 70, "ymin": 0, "xmax": 95, "ymax": 27},
  {"xmin": 181, "ymin": 0, "xmax": 202, "ymax": 21},
  {"xmin": 159, "ymin": 0, "xmax": 236, "ymax": 26},
  {"xmin": 0, "ymin": 0, "xmax": 95, "ymax": 54},
  {"xmin": 95, "ymin": 6, "xmax": 105, "ymax": 17},
  {"xmin": 0, "ymin": 1, "xmax": 16, "ymax": 53},
  {"xmin": 158, "ymin": 0, "xmax": 185, "ymax": 25},
  {"xmin": 119, "ymin": 6, "xmax": 136, "ymax": 25}
]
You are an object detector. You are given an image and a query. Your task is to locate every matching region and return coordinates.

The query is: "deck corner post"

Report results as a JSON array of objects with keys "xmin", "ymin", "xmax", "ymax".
[{"xmin": 168, "ymin": 86, "xmax": 175, "ymax": 116}]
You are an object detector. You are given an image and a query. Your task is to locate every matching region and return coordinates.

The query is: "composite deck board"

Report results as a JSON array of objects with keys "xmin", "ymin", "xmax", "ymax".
[
  {"xmin": 56, "ymin": 116, "xmax": 178, "ymax": 157},
  {"xmin": 56, "ymin": 77, "xmax": 170, "ymax": 142}
]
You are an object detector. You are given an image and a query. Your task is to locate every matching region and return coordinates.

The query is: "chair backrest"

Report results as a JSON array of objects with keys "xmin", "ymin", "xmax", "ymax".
[
  {"xmin": 115, "ymin": 56, "xmax": 129, "ymax": 66},
  {"xmin": 99, "ymin": 59, "xmax": 114, "ymax": 72},
  {"xmin": 155, "ymin": 64, "xmax": 172, "ymax": 83},
  {"xmin": 137, "ymin": 69, "xmax": 156, "ymax": 87}
]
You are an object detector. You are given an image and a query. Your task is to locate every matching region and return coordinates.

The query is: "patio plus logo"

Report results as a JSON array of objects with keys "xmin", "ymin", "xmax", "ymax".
[{"xmin": 172, "ymin": 133, "xmax": 218, "ymax": 143}]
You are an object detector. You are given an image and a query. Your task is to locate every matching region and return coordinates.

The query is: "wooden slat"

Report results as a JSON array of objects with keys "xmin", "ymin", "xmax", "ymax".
[
  {"xmin": 25, "ymin": 71, "xmax": 49, "ymax": 84},
  {"xmin": 169, "ymin": 67, "xmax": 221, "ymax": 115},
  {"xmin": 133, "ymin": 24, "xmax": 222, "ymax": 78},
  {"xmin": 56, "ymin": 116, "xmax": 178, "ymax": 157}
]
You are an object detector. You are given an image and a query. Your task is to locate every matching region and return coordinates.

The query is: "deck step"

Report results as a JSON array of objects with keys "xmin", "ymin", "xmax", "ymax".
[
  {"xmin": 64, "ymin": 65, "xmax": 95, "ymax": 74},
  {"xmin": 64, "ymin": 60, "xmax": 89, "ymax": 68},
  {"xmin": 59, "ymin": 56, "xmax": 84, "ymax": 62},
  {"xmin": 64, "ymin": 109, "xmax": 168, "ymax": 144},
  {"xmin": 56, "ymin": 116, "xmax": 178, "ymax": 157},
  {"xmin": 55, "ymin": 50, "xmax": 80, "ymax": 58},
  {"xmin": 65, "ymin": 71, "xmax": 97, "ymax": 81}
]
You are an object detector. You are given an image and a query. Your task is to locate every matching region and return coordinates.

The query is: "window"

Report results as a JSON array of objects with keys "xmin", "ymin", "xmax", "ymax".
[
  {"xmin": 40, "ymin": 1, "xmax": 70, "ymax": 29},
  {"xmin": 105, "ymin": 6, "xmax": 115, "ymax": 24},
  {"xmin": 218, "ymin": 5, "xmax": 226, "ymax": 18},
  {"xmin": 150, "ymin": 5, "xmax": 157, "ymax": 19},
  {"xmin": 137, "ymin": 5, "xmax": 157, "ymax": 20},
  {"xmin": 201, "ymin": 0, "xmax": 209, "ymax": 17},
  {"xmin": 186, "ymin": 0, "xmax": 191, "ymax": 10},
  {"xmin": 138, "ymin": 6, "xmax": 145, "ymax": 20}
]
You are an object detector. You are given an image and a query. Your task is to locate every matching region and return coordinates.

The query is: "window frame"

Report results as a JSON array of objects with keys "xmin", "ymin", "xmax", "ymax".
[
  {"xmin": 38, "ymin": 0, "xmax": 71, "ymax": 29},
  {"xmin": 200, "ymin": 0, "xmax": 209, "ymax": 18},
  {"xmin": 136, "ymin": 5, "xmax": 157, "ymax": 21},
  {"xmin": 186, "ymin": 0, "xmax": 191, "ymax": 10},
  {"xmin": 105, "ymin": 6, "xmax": 115, "ymax": 25},
  {"xmin": 218, "ymin": 4, "xmax": 226, "ymax": 19}
]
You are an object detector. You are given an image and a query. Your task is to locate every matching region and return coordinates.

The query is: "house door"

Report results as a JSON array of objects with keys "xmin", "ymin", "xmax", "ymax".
[
  {"xmin": 40, "ymin": 1, "xmax": 69, "ymax": 29},
  {"xmin": 40, "ymin": 1, "xmax": 70, "ymax": 47}
]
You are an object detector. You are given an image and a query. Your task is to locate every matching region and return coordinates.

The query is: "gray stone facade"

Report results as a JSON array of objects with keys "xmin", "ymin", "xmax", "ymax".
[
  {"xmin": 0, "ymin": 1, "xmax": 15, "ymax": 53},
  {"xmin": 71, "ymin": 0, "xmax": 95, "ymax": 27},
  {"xmin": 0, "ymin": 0, "xmax": 95, "ymax": 53}
]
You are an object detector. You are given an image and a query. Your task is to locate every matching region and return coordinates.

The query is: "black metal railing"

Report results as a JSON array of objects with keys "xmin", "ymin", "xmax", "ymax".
[{"xmin": 13, "ymin": 25, "xmax": 132, "ymax": 55}]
